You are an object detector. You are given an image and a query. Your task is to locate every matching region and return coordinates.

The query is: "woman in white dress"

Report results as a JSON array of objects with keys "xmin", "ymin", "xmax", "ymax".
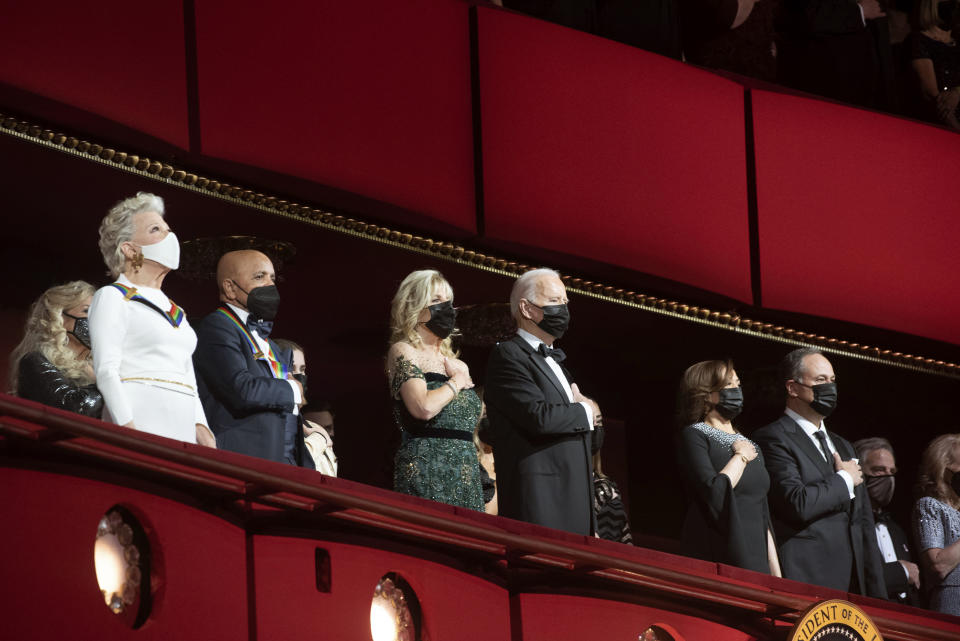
[{"xmin": 88, "ymin": 192, "xmax": 214, "ymax": 447}]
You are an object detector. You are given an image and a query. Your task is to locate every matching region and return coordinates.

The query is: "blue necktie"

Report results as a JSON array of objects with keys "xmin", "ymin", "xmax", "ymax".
[{"xmin": 248, "ymin": 317, "xmax": 274, "ymax": 338}]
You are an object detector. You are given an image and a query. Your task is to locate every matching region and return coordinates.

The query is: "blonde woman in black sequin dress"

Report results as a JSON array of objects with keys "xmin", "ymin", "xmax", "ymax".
[{"xmin": 386, "ymin": 270, "xmax": 483, "ymax": 510}]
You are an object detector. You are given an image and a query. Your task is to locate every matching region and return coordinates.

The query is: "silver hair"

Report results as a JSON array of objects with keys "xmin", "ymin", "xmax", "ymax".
[
  {"xmin": 854, "ymin": 437, "xmax": 895, "ymax": 461},
  {"xmin": 98, "ymin": 192, "xmax": 166, "ymax": 278},
  {"xmin": 510, "ymin": 268, "xmax": 560, "ymax": 322}
]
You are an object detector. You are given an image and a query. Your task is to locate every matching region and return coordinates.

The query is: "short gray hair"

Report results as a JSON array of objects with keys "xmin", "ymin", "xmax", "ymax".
[
  {"xmin": 779, "ymin": 347, "xmax": 823, "ymax": 383},
  {"xmin": 854, "ymin": 437, "xmax": 895, "ymax": 461},
  {"xmin": 510, "ymin": 268, "xmax": 560, "ymax": 322},
  {"xmin": 98, "ymin": 192, "xmax": 165, "ymax": 278}
]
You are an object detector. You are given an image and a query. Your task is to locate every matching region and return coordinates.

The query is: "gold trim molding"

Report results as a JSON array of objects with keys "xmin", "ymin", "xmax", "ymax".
[{"xmin": 2, "ymin": 110, "xmax": 958, "ymax": 379}]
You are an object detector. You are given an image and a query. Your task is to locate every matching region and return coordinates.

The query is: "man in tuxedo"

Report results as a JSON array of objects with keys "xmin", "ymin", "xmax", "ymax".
[
  {"xmin": 194, "ymin": 250, "xmax": 313, "ymax": 469},
  {"xmin": 854, "ymin": 437, "xmax": 921, "ymax": 605},
  {"xmin": 484, "ymin": 268, "xmax": 601, "ymax": 535},
  {"xmin": 753, "ymin": 347, "xmax": 885, "ymax": 597}
]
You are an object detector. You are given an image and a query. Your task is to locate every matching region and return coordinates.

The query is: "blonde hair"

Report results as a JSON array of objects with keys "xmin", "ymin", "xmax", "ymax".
[
  {"xmin": 98, "ymin": 192, "xmax": 165, "ymax": 278},
  {"xmin": 8, "ymin": 281, "xmax": 96, "ymax": 392},
  {"xmin": 917, "ymin": 433, "xmax": 960, "ymax": 509},
  {"xmin": 677, "ymin": 359, "xmax": 735, "ymax": 426},
  {"xmin": 389, "ymin": 270, "xmax": 457, "ymax": 357}
]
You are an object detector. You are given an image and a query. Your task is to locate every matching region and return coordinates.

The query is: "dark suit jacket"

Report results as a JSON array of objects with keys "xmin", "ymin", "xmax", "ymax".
[
  {"xmin": 876, "ymin": 512, "xmax": 921, "ymax": 606},
  {"xmin": 775, "ymin": 0, "xmax": 880, "ymax": 107},
  {"xmin": 193, "ymin": 307, "xmax": 313, "ymax": 469},
  {"xmin": 753, "ymin": 414, "xmax": 886, "ymax": 597},
  {"xmin": 485, "ymin": 334, "xmax": 595, "ymax": 536}
]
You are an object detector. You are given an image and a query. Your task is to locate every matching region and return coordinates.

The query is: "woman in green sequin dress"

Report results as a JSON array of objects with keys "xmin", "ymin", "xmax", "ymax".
[{"xmin": 386, "ymin": 270, "xmax": 484, "ymax": 511}]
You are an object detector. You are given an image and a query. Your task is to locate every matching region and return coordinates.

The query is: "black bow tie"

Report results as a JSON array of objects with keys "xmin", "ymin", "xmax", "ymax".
[
  {"xmin": 538, "ymin": 343, "xmax": 566, "ymax": 363},
  {"xmin": 247, "ymin": 317, "xmax": 274, "ymax": 338},
  {"xmin": 874, "ymin": 510, "xmax": 893, "ymax": 525}
]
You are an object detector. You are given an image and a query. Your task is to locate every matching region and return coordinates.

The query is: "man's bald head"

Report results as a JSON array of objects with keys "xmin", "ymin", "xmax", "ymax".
[{"xmin": 218, "ymin": 250, "xmax": 276, "ymax": 307}]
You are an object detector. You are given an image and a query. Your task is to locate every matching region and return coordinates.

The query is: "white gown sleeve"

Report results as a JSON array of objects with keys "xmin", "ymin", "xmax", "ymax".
[
  {"xmin": 184, "ymin": 337, "xmax": 208, "ymax": 428},
  {"xmin": 89, "ymin": 286, "xmax": 134, "ymax": 426}
]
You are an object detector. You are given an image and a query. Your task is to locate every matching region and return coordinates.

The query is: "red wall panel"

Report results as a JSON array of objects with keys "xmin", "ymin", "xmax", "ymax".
[
  {"xmin": 195, "ymin": 0, "xmax": 477, "ymax": 232},
  {"xmin": 477, "ymin": 8, "xmax": 752, "ymax": 302},
  {"xmin": 253, "ymin": 535, "xmax": 511, "ymax": 640},
  {"xmin": 753, "ymin": 90, "xmax": 960, "ymax": 345},
  {"xmin": 0, "ymin": 2, "xmax": 189, "ymax": 148},
  {"xmin": 0, "ymin": 467, "xmax": 247, "ymax": 640},
  {"xmin": 517, "ymin": 593, "xmax": 753, "ymax": 640}
]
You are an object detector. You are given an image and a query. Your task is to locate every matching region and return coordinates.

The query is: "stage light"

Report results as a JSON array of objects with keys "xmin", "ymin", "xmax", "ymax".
[
  {"xmin": 370, "ymin": 574, "xmax": 419, "ymax": 641},
  {"xmin": 93, "ymin": 507, "xmax": 149, "ymax": 626}
]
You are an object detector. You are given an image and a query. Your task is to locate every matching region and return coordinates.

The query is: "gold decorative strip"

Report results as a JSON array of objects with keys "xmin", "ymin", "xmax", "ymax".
[{"xmin": 2, "ymin": 110, "xmax": 958, "ymax": 379}]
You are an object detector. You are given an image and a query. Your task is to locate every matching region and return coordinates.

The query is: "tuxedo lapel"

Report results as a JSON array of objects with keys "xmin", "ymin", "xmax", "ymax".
[
  {"xmin": 512, "ymin": 335, "xmax": 569, "ymax": 401},
  {"xmin": 781, "ymin": 415, "xmax": 834, "ymax": 477}
]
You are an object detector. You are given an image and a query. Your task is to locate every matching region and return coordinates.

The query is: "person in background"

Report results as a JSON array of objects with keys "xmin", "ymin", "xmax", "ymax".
[
  {"xmin": 754, "ymin": 348, "xmax": 885, "ymax": 596},
  {"xmin": 680, "ymin": 0, "xmax": 778, "ymax": 82},
  {"xmin": 676, "ymin": 360, "xmax": 779, "ymax": 573},
  {"xmin": 476, "ymin": 407, "xmax": 498, "ymax": 515},
  {"xmin": 854, "ymin": 437, "xmax": 922, "ymax": 605},
  {"xmin": 194, "ymin": 250, "xmax": 312, "ymax": 467},
  {"xmin": 386, "ymin": 270, "xmax": 483, "ymax": 510},
  {"xmin": 273, "ymin": 338, "xmax": 334, "ymax": 475},
  {"xmin": 9, "ymin": 281, "xmax": 103, "ymax": 417},
  {"xmin": 594, "ymin": 426, "xmax": 634, "ymax": 545},
  {"xmin": 89, "ymin": 193, "xmax": 213, "ymax": 447},
  {"xmin": 303, "ymin": 401, "xmax": 338, "ymax": 477},
  {"xmin": 913, "ymin": 433, "xmax": 960, "ymax": 615},
  {"xmin": 776, "ymin": 0, "xmax": 888, "ymax": 107},
  {"xmin": 485, "ymin": 268, "xmax": 600, "ymax": 535},
  {"xmin": 908, "ymin": 0, "xmax": 960, "ymax": 129}
]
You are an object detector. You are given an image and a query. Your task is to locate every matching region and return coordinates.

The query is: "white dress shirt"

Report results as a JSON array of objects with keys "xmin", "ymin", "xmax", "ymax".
[
  {"xmin": 785, "ymin": 407, "xmax": 855, "ymax": 499},
  {"xmin": 226, "ymin": 303, "xmax": 301, "ymax": 413},
  {"xmin": 875, "ymin": 521, "xmax": 910, "ymax": 595},
  {"xmin": 89, "ymin": 274, "xmax": 207, "ymax": 442},
  {"xmin": 517, "ymin": 329, "xmax": 593, "ymax": 430}
]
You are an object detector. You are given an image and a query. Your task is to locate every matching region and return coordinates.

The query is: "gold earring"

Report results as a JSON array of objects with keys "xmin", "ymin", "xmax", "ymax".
[{"xmin": 132, "ymin": 250, "xmax": 144, "ymax": 273}]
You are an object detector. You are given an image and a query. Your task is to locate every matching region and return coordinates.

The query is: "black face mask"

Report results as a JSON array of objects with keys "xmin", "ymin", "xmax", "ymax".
[
  {"xmin": 865, "ymin": 474, "xmax": 895, "ymax": 509},
  {"xmin": 233, "ymin": 281, "xmax": 281, "ymax": 321},
  {"xmin": 63, "ymin": 313, "xmax": 91, "ymax": 349},
  {"xmin": 807, "ymin": 382, "xmax": 838, "ymax": 417},
  {"xmin": 939, "ymin": 1, "xmax": 956, "ymax": 27},
  {"xmin": 530, "ymin": 302, "xmax": 570, "ymax": 339},
  {"xmin": 292, "ymin": 372, "xmax": 308, "ymax": 399},
  {"xmin": 424, "ymin": 301, "xmax": 456, "ymax": 339},
  {"xmin": 715, "ymin": 387, "xmax": 744, "ymax": 420}
]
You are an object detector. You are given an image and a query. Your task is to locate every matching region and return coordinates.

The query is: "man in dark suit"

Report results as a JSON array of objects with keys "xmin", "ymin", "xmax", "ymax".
[
  {"xmin": 776, "ymin": 0, "xmax": 888, "ymax": 107},
  {"xmin": 854, "ymin": 437, "xmax": 922, "ymax": 605},
  {"xmin": 194, "ymin": 250, "xmax": 313, "ymax": 469},
  {"xmin": 485, "ymin": 268, "xmax": 601, "ymax": 535},
  {"xmin": 753, "ymin": 347, "xmax": 885, "ymax": 597}
]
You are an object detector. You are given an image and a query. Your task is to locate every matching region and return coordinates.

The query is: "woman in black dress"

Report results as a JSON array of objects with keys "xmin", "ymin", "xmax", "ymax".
[
  {"xmin": 8, "ymin": 281, "xmax": 104, "ymax": 417},
  {"xmin": 908, "ymin": 0, "xmax": 960, "ymax": 129},
  {"xmin": 676, "ymin": 360, "xmax": 781, "ymax": 575}
]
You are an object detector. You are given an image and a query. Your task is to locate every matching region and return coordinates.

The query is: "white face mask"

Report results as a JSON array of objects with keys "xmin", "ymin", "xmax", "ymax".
[{"xmin": 139, "ymin": 231, "xmax": 180, "ymax": 270}]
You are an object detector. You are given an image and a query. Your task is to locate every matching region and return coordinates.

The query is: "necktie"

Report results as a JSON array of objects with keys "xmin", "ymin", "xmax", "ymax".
[
  {"xmin": 248, "ymin": 317, "xmax": 274, "ymax": 338},
  {"xmin": 813, "ymin": 429, "xmax": 831, "ymax": 461},
  {"xmin": 538, "ymin": 342, "xmax": 566, "ymax": 363}
]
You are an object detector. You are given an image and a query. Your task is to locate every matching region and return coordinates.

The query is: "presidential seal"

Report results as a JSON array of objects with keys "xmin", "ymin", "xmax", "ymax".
[{"xmin": 789, "ymin": 599, "xmax": 883, "ymax": 641}]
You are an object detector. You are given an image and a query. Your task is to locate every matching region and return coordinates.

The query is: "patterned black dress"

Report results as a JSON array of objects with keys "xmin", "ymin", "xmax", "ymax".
[{"xmin": 390, "ymin": 355, "xmax": 484, "ymax": 511}]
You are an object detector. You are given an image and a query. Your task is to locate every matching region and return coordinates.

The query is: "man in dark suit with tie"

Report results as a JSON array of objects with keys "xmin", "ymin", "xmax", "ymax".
[
  {"xmin": 484, "ymin": 268, "xmax": 601, "ymax": 535},
  {"xmin": 753, "ymin": 347, "xmax": 885, "ymax": 597},
  {"xmin": 854, "ymin": 437, "xmax": 921, "ymax": 605},
  {"xmin": 194, "ymin": 250, "xmax": 313, "ymax": 469}
]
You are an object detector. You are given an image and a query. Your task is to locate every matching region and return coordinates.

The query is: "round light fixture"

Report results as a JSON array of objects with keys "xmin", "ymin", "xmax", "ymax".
[
  {"xmin": 93, "ymin": 507, "xmax": 150, "ymax": 627},
  {"xmin": 370, "ymin": 573, "xmax": 420, "ymax": 641}
]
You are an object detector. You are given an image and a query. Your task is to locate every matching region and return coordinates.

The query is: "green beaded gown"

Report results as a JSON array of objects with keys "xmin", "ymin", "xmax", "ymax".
[{"xmin": 391, "ymin": 355, "xmax": 484, "ymax": 511}]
